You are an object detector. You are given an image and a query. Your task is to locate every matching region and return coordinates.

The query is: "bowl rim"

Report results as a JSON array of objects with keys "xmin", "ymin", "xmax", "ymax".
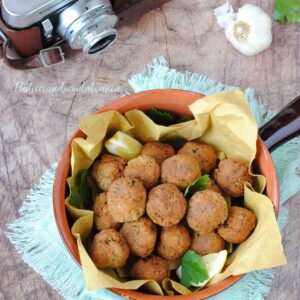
[{"xmin": 53, "ymin": 89, "xmax": 279, "ymax": 300}]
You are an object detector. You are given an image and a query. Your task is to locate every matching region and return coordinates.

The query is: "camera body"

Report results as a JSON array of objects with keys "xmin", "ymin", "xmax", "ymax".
[{"xmin": 0, "ymin": 0, "xmax": 130, "ymax": 68}]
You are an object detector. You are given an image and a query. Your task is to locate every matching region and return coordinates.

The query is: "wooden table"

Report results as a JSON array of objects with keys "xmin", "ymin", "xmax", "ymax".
[{"xmin": 0, "ymin": 0, "xmax": 299, "ymax": 299}]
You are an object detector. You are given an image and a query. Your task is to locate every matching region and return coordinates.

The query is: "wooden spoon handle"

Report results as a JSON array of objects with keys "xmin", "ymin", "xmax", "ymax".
[{"xmin": 259, "ymin": 95, "xmax": 300, "ymax": 151}]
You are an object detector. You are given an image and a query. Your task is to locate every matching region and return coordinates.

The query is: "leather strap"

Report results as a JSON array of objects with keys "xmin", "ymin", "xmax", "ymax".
[
  {"xmin": 0, "ymin": 38, "xmax": 66, "ymax": 70},
  {"xmin": 1, "ymin": 40, "xmax": 65, "ymax": 69}
]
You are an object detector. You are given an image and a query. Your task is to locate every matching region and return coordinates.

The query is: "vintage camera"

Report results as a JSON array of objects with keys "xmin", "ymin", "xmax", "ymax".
[{"xmin": 0, "ymin": 0, "xmax": 129, "ymax": 68}]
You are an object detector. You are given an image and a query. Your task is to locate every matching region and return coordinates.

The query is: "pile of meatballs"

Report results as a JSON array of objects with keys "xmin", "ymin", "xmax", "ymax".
[{"xmin": 90, "ymin": 140, "xmax": 257, "ymax": 284}]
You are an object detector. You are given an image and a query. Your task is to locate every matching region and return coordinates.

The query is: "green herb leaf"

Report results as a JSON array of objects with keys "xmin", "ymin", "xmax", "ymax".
[
  {"xmin": 69, "ymin": 170, "xmax": 93, "ymax": 209},
  {"xmin": 177, "ymin": 116, "xmax": 193, "ymax": 123},
  {"xmin": 146, "ymin": 107, "xmax": 193, "ymax": 126},
  {"xmin": 273, "ymin": 0, "xmax": 300, "ymax": 23},
  {"xmin": 146, "ymin": 108, "xmax": 174, "ymax": 126},
  {"xmin": 184, "ymin": 175, "xmax": 210, "ymax": 198},
  {"xmin": 180, "ymin": 250, "xmax": 209, "ymax": 288}
]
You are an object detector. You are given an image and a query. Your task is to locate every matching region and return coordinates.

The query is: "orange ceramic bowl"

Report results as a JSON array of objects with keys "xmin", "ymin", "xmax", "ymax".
[{"xmin": 53, "ymin": 89, "xmax": 279, "ymax": 300}]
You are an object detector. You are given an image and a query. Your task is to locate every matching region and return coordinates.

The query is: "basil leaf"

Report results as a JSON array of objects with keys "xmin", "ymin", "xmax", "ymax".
[
  {"xmin": 184, "ymin": 175, "xmax": 210, "ymax": 198},
  {"xmin": 180, "ymin": 250, "xmax": 209, "ymax": 288},
  {"xmin": 146, "ymin": 107, "xmax": 193, "ymax": 126},
  {"xmin": 146, "ymin": 108, "xmax": 174, "ymax": 125},
  {"xmin": 69, "ymin": 170, "xmax": 93, "ymax": 209},
  {"xmin": 273, "ymin": 0, "xmax": 300, "ymax": 23}
]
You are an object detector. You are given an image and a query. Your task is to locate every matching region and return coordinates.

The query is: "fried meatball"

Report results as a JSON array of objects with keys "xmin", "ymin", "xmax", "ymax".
[
  {"xmin": 214, "ymin": 159, "xmax": 253, "ymax": 197},
  {"xmin": 146, "ymin": 183, "xmax": 187, "ymax": 227},
  {"xmin": 131, "ymin": 255, "xmax": 169, "ymax": 283},
  {"xmin": 191, "ymin": 231, "xmax": 225, "ymax": 256},
  {"xmin": 178, "ymin": 141, "xmax": 217, "ymax": 174},
  {"xmin": 186, "ymin": 189, "xmax": 228, "ymax": 233},
  {"xmin": 91, "ymin": 159, "xmax": 125, "ymax": 192},
  {"xmin": 157, "ymin": 225, "xmax": 191, "ymax": 260},
  {"xmin": 124, "ymin": 155, "xmax": 160, "ymax": 189},
  {"xmin": 161, "ymin": 154, "xmax": 200, "ymax": 189},
  {"xmin": 93, "ymin": 193, "xmax": 120, "ymax": 231},
  {"xmin": 141, "ymin": 142, "xmax": 175, "ymax": 164},
  {"xmin": 120, "ymin": 217, "xmax": 157, "ymax": 257},
  {"xmin": 107, "ymin": 177, "xmax": 146, "ymax": 222},
  {"xmin": 91, "ymin": 229, "xmax": 129, "ymax": 268},
  {"xmin": 100, "ymin": 154, "xmax": 128, "ymax": 165},
  {"xmin": 218, "ymin": 206, "xmax": 256, "ymax": 244}
]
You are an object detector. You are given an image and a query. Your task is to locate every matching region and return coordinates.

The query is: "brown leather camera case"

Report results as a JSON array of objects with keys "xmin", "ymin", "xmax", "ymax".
[{"xmin": 0, "ymin": 0, "xmax": 131, "ymax": 69}]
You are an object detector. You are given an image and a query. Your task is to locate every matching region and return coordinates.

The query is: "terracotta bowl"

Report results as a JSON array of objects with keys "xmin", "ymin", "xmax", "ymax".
[{"xmin": 53, "ymin": 89, "xmax": 279, "ymax": 300}]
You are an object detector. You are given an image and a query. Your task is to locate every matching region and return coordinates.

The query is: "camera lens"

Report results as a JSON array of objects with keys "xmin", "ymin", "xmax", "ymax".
[
  {"xmin": 88, "ymin": 34, "xmax": 116, "ymax": 54},
  {"xmin": 57, "ymin": 0, "xmax": 118, "ymax": 54}
]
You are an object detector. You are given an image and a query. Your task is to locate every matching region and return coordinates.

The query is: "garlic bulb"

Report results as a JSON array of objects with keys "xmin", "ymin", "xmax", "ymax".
[{"xmin": 214, "ymin": 2, "xmax": 272, "ymax": 56}]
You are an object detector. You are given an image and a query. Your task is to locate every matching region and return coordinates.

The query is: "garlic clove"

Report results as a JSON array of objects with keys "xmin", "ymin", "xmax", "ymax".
[
  {"xmin": 225, "ymin": 23, "xmax": 258, "ymax": 56},
  {"xmin": 237, "ymin": 4, "xmax": 272, "ymax": 28},
  {"xmin": 247, "ymin": 30, "xmax": 272, "ymax": 54}
]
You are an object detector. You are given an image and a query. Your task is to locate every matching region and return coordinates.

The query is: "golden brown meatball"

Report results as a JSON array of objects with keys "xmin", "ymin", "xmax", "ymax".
[
  {"xmin": 161, "ymin": 154, "xmax": 200, "ymax": 189},
  {"xmin": 130, "ymin": 255, "xmax": 169, "ymax": 283},
  {"xmin": 191, "ymin": 231, "xmax": 225, "ymax": 256},
  {"xmin": 157, "ymin": 225, "xmax": 191, "ymax": 260},
  {"xmin": 214, "ymin": 159, "xmax": 253, "ymax": 197},
  {"xmin": 146, "ymin": 183, "xmax": 187, "ymax": 227},
  {"xmin": 141, "ymin": 142, "xmax": 176, "ymax": 164},
  {"xmin": 107, "ymin": 177, "xmax": 146, "ymax": 222},
  {"xmin": 90, "ymin": 229, "xmax": 129, "ymax": 268},
  {"xmin": 120, "ymin": 217, "xmax": 157, "ymax": 257},
  {"xmin": 218, "ymin": 206, "xmax": 256, "ymax": 244},
  {"xmin": 91, "ymin": 160, "xmax": 125, "ymax": 192},
  {"xmin": 178, "ymin": 141, "xmax": 217, "ymax": 174},
  {"xmin": 124, "ymin": 155, "xmax": 160, "ymax": 189},
  {"xmin": 100, "ymin": 154, "xmax": 128, "ymax": 165},
  {"xmin": 186, "ymin": 189, "xmax": 228, "ymax": 233},
  {"xmin": 93, "ymin": 193, "xmax": 120, "ymax": 231}
]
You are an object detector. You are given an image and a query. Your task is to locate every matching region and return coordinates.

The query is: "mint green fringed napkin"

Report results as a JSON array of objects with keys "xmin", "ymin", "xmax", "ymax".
[{"xmin": 7, "ymin": 57, "xmax": 300, "ymax": 300}]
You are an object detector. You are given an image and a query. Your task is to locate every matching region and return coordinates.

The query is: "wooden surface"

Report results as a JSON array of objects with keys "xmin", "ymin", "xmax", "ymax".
[{"xmin": 0, "ymin": 0, "xmax": 299, "ymax": 299}]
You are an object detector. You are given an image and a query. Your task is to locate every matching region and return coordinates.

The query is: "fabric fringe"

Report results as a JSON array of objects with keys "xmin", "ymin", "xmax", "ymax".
[
  {"xmin": 5, "ymin": 165, "xmax": 122, "ymax": 300},
  {"xmin": 6, "ymin": 165, "xmax": 86, "ymax": 300},
  {"xmin": 6, "ymin": 56, "xmax": 299, "ymax": 300}
]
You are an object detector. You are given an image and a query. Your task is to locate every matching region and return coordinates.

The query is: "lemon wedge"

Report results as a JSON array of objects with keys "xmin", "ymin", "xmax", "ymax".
[
  {"xmin": 177, "ymin": 250, "xmax": 227, "ymax": 288},
  {"xmin": 105, "ymin": 131, "xmax": 143, "ymax": 160}
]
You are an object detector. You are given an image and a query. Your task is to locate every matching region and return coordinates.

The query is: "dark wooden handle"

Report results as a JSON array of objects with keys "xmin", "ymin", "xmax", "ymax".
[{"xmin": 259, "ymin": 95, "xmax": 300, "ymax": 151}]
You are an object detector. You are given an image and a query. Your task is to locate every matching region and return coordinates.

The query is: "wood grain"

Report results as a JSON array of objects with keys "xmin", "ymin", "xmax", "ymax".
[{"xmin": 0, "ymin": 0, "xmax": 299, "ymax": 299}]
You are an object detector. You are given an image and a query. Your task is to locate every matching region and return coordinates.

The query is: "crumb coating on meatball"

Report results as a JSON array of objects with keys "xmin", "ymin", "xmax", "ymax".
[
  {"xmin": 178, "ymin": 141, "xmax": 217, "ymax": 174},
  {"xmin": 91, "ymin": 229, "xmax": 129, "ymax": 268},
  {"xmin": 186, "ymin": 189, "xmax": 228, "ymax": 233},
  {"xmin": 161, "ymin": 154, "xmax": 200, "ymax": 189},
  {"xmin": 214, "ymin": 159, "xmax": 253, "ymax": 197},
  {"xmin": 141, "ymin": 142, "xmax": 175, "ymax": 164},
  {"xmin": 130, "ymin": 255, "xmax": 169, "ymax": 283},
  {"xmin": 100, "ymin": 154, "xmax": 128, "ymax": 165},
  {"xmin": 93, "ymin": 193, "xmax": 120, "ymax": 231},
  {"xmin": 218, "ymin": 206, "xmax": 256, "ymax": 244},
  {"xmin": 107, "ymin": 177, "xmax": 146, "ymax": 222},
  {"xmin": 146, "ymin": 183, "xmax": 187, "ymax": 227},
  {"xmin": 157, "ymin": 225, "xmax": 191, "ymax": 260},
  {"xmin": 191, "ymin": 231, "xmax": 225, "ymax": 256},
  {"xmin": 91, "ymin": 159, "xmax": 125, "ymax": 192},
  {"xmin": 124, "ymin": 155, "xmax": 160, "ymax": 189},
  {"xmin": 120, "ymin": 217, "xmax": 157, "ymax": 257}
]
